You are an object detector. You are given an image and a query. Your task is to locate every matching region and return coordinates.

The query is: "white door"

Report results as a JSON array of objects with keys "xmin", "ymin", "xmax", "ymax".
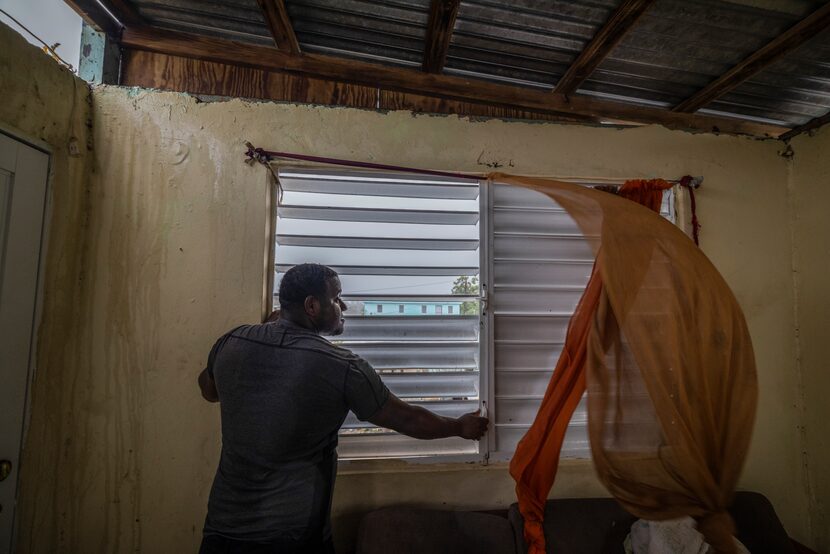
[{"xmin": 0, "ymin": 132, "xmax": 49, "ymax": 553}]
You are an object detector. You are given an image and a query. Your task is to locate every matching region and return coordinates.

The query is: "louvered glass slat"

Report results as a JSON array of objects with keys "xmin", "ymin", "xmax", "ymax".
[
  {"xmin": 277, "ymin": 235, "xmax": 478, "ymax": 250},
  {"xmin": 275, "ymin": 167, "xmax": 481, "ymax": 460},
  {"xmin": 493, "ymin": 315, "xmax": 569, "ymax": 342},
  {"xmin": 277, "ymin": 264, "xmax": 480, "ymax": 277},
  {"xmin": 337, "ymin": 434, "xmax": 477, "ymax": 459},
  {"xmin": 279, "ymin": 168, "xmax": 479, "ymax": 199},
  {"xmin": 278, "ymin": 219, "xmax": 479, "ymax": 240},
  {"xmin": 493, "ymin": 235, "xmax": 595, "ymax": 261},
  {"xmin": 344, "ymin": 399, "xmax": 479, "ymax": 429},
  {"xmin": 279, "ymin": 205, "xmax": 479, "ymax": 225},
  {"xmin": 340, "ymin": 315, "xmax": 479, "ymax": 341},
  {"xmin": 494, "ymin": 343, "xmax": 564, "ymax": 371},
  {"xmin": 379, "ymin": 372, "xmax": 479, "ymax": 399},
  {"xmin": 493, "ymin": 207, "xmax": 582, "ymax": 235},
  {"xmin": 495, "ymin": 370, "xmax": 554, "ymax": 397},
  {"xmin": 275, "ymin": 246, "xmax": 479, "ymax": 267},
  {"xmin": 343, "ymin": 342, "xmax": 478, "ymax": 371},
  {"xmin": 491, "ymin": 286, "xmax": 584, "ymax": 314},
  {"xmin": 493, "ymin": 260, "xmax": 593, "ymax": 287}
]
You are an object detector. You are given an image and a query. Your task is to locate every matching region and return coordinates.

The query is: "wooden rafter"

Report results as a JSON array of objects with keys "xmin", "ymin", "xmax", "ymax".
[
  {"xmin": 423, "ymin": 0, "xmax": 461, "ymax": 73},
  {"xmin": 119, "ymin": 26, "xmax": 788, "ymax": 137},
  {"xmin": 780, "ymin": 110, "xmax": 830, "ymax": 141},
  {"xmin": 554, "ymin": 0, "xmax": 655, "ymax": 95},
  {"xmin": 256, "ymin": 0, "xmax": 301, "ymax": 55},
  {"xmin": 673, "ymin": 2, "xmax": 830, "ymax": 113}
]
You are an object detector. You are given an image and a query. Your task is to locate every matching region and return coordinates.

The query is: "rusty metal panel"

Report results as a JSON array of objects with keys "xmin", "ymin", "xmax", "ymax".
[{"xmin": 131, "ymin": 0, "xmax": 272, "ymax": 44}]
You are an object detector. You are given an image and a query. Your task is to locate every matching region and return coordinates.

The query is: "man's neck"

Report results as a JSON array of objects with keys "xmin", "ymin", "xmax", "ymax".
[{"xmin": 280, "ymin": 310, "xmax": 318, "ymax": 334}]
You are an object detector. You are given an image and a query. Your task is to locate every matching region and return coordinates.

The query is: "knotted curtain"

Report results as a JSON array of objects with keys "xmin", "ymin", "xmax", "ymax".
[{"xmin": 496, "ymin": 174, "xmax": 757, "ymax": 554}]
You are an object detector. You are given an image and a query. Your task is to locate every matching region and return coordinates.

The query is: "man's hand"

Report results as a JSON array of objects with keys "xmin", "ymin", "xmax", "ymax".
[
  {"xmin": 457, "ymin": 410, "xmax": 488, "ymax": 440},
  {"xmin": 198, "ymin": 367, "xmax": 219, "ymax": 403}
]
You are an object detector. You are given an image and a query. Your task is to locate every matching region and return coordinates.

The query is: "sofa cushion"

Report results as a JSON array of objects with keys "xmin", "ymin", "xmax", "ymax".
[
  {"xmin": 730, "ymin": 491, "xmax": 797, "ymax": 554},
  {"xmin": 356, "ymin": 507, "xmax": 516, "ymax": 554},
  {"xmin": 507, "ymin": 492, "xmax": 796, "ymax": 554},
  {"xmin": 508, "ymin": 498, "xmax": 636, "ymax": 554}
]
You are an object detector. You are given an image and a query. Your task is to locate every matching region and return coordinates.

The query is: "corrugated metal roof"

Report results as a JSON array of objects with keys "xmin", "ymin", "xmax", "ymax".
[
  {"xmin": 132, "ymin": 0, "xmax": 273, "ymax": 45},
  {"xmin": 124, "ymin": 0, "xmax": 830, "ymax": 129},
  {"xmin": 287, "ymin": 0, "xmax": 429, "ymax": 66}
]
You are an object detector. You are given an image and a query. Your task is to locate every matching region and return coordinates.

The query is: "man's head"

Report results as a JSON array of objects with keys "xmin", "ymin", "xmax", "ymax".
[{"xmin": 278, "ymin": 263, "xmax": 346, "ymax": 335}]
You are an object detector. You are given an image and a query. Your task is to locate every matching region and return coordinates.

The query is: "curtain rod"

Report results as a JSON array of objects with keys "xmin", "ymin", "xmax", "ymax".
[{"xmin": 244, "ymin": 143, "xmax": 703, "ymax": 188}]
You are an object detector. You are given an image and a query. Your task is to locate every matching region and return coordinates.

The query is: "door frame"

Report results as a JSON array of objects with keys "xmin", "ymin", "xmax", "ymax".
[{"xmin": 0, "ymin": 123, "xmax": 54, "ymax": 553}]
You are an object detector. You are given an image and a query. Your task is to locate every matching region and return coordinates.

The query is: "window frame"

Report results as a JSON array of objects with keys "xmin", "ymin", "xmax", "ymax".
[{"xmin": 266, "ymin": 170, "xmax": 677, "ymax": 466}]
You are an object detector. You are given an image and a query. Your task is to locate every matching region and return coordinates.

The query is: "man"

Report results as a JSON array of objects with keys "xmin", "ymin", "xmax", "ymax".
[{"xmin": 198, "ymin": 263, "xmax": 488, "ymax": 553}]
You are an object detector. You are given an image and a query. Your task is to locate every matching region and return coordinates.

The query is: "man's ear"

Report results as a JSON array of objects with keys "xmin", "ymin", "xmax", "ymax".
[{"xmin": 303, "ymin": 295, "xmax": 320, "ymax": 317}]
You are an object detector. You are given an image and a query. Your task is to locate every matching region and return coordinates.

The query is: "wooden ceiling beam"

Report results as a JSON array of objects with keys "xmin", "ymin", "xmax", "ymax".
[
  {"xmin": 779, "ymin": 110, "xmax": 830, "ymax": 141},
  {"xmin": 119, "ymin": 26, "xmax": 790, "ymax": 137},
  {"xmin": 554, "ymin": 0, "xmax": 655, "ymax": 95},
  {"xmin": 673, "ymin": 2, "xmax": 830, "ymax": 113},
  {"xmin": 423, "ymin": 0, "xmax": 461, "ymax": 73},
  {"xmin": 256, "ymin": 0, "xmax": 301, "ymax": 55}
]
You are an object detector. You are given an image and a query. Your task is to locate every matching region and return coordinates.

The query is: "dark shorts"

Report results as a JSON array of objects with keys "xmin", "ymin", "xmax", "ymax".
[{"xmin": 198, "ymin": 534, "xmax": 335, "ymax": 554}]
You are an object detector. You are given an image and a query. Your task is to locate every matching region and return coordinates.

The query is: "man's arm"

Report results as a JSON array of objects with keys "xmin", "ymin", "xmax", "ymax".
[
  {"xmin": 368, "ymin": 394, "xmax": 488, "ymax": 440},
  {"xmin": 198, "ymin": 367, "xmax": 219, "ymax": 403}
]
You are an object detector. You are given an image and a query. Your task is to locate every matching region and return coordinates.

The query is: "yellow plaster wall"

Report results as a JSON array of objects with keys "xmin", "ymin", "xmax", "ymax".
[
  {"xmin": 0, "ymin": 22, "xmax": 93, "ymax": 553},
  {"xmin": 11, "ymin": 72, "xmax": 812, "ymax": 551},
  {"xmin": 791, "ymin": 127, "xmax": 830, "ymax": 553}
]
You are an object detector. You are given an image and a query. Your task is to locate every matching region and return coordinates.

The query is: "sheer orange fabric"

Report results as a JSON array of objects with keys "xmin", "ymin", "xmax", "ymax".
[{"xmin": 498, "ymin": 174, "xmax": 757, "ymax": 554}]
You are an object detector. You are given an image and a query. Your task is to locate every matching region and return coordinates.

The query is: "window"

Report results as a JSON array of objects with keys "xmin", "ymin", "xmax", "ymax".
[
  {"xmin": 274, "ymin": 168, "xmax": 482, "ymax": 460},
  {"xmin": 273, "ymin": 168, "xmax": 674, "ymax": 462}
]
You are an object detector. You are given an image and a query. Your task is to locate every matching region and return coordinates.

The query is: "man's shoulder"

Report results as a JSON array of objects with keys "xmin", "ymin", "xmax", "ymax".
[{"xmin": 227, "ymin": 323, "xmax": 359, "ymax": 364}]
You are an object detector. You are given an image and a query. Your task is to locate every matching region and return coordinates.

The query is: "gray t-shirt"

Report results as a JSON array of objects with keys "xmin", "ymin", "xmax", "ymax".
[{"xmin": 203, "ymin": 320, "xmax": 389, "ymax": 543}]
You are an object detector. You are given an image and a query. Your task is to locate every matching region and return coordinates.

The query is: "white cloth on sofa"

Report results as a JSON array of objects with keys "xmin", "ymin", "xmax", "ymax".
[{"xmin": 624, "ymin": 517, "xmax": 750, "ymax": 554}]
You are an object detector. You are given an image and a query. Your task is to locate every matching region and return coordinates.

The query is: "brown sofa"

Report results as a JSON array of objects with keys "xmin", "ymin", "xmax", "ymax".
[{"xmin": 356, "ymin": 492, "xmax": 796, "ymax": 554}]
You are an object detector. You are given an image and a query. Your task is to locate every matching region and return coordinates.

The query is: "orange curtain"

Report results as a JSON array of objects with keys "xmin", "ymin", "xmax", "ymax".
[{"xmin": 499, "ymin": 174, "xmax": 756, "ymax": 554}]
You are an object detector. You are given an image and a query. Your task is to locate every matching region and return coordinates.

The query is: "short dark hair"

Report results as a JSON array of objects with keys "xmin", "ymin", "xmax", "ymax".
[{"xmin": 279, "ymin": 263, "xmax": 339, "ymax": 311}]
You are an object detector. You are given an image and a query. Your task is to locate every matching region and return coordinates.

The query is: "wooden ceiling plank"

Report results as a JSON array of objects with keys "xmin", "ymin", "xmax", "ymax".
[
  {"xmin": 554, "ymin": 0, "xmax": 655, "ymax": 95},
  {"xmin": 423, "ymin": 0, "xmax": 461, "ymax": 73},
  {"xmin": 256, "ymin": 0, "xmax": 301, "ymax": 55},
  {"xmin": 64, "ymin": 0, "xmax": 122, "ymax": 37},
  {"xmin": 780, "ymin": 110, "xmax": 830, "ymax": 141},
  {"xmin": 673, "ymin": 2, "xmax": 830, "ymax": 113},
  {"xmin": 119, "ymin": 26, "xmax": 789, "ymax": 137}
]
